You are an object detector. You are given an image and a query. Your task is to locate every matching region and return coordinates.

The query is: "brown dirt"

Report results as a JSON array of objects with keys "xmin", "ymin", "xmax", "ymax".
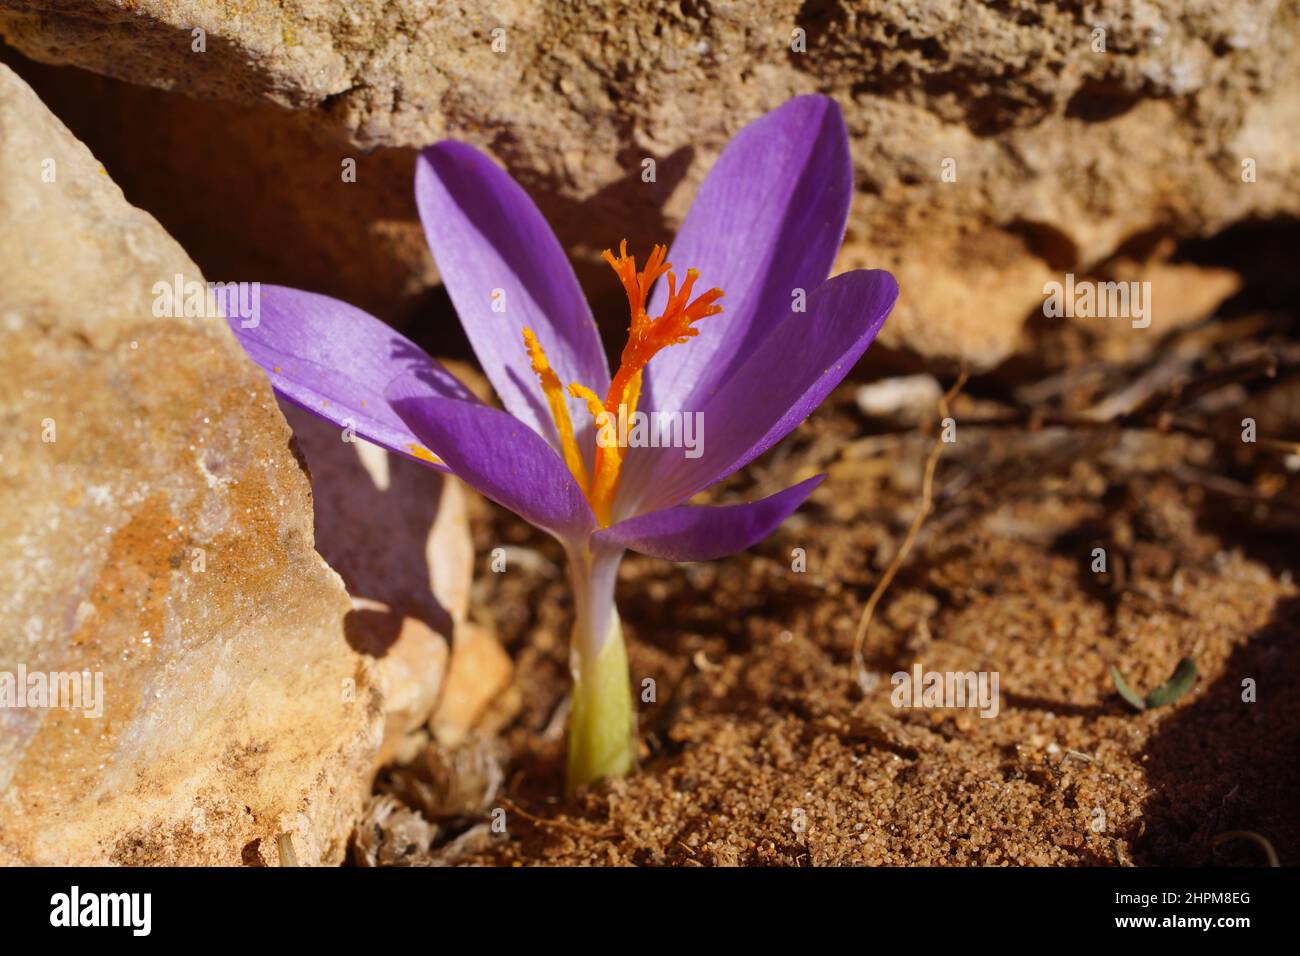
[{"xmin": 368, "ymin": 297, "xmax": 1300, "ymax": 866}]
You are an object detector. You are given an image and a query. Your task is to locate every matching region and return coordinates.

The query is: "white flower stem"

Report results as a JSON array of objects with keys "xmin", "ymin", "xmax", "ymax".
[{"xmin": 564, "ymin": 544, "xmax": 634, "ymax": 794}]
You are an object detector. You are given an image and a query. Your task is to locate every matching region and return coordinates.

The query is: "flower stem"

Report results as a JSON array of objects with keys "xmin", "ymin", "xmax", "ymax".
[
  {"xmin": 564, "ymin": 545, "xmax": 634, "ymax": 794},
  {"xmin": 566, "ymin": 611, "xmax": 634, "ymax": 794}
]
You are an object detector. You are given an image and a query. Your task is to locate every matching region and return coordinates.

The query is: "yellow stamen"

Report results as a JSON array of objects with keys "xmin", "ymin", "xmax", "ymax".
[
  {"xmin": 568, "ymin": 382, "xmax": 606, "ymax": 423},
  {"xmin": 525, "ymin": 242, "xmax": 723, "ymax": 527},
  {"xmin": 406, "ymin": 443, "xmax": 443, "ymax": 465},
  {"xmin": 523, "ymin": 326, "xmax": 590, "ymax": 491}
]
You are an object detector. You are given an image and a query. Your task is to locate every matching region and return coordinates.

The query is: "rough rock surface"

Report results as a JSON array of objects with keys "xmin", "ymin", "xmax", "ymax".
[
  {"xmin": 0, "ymin": 63, "xmax": 382, "ymax": 866},
  {"xmin": 2, "ymin": 1, "xmax": 1297, "ymax": 364}
]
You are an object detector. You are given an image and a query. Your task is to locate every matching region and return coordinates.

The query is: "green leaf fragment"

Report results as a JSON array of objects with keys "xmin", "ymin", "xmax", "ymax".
[
  {"xmin": 1145, "ymin": 656, "xmax": 1197, "ymax": 709},
  {"xmin": 1109, "ymin": 656, "xmax": 1197, "ymax": 712},
  {"xmin": 1109, "ymin": 665, "xmax": 1148, "ymax": 712}
]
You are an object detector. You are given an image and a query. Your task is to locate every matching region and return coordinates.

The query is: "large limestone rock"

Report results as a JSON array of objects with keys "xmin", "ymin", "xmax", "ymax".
[
  {"xmin": 0, "ymin": 64, "xmax": 384, "ymax": 865},
  {"xmin": 2, "ymin": 0, "xmax": 1297, "ymax": 365}
]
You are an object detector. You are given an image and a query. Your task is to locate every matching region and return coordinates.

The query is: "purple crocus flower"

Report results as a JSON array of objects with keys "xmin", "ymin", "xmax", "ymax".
[{"xmin": 229, "ymin": 95, "xmax": 897, "ymax": 792}]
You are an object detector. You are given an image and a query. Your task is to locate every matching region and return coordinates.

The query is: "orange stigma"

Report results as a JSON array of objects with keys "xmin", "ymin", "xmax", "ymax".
[{"xmin": 522, "ymin": 240, "xmax": 723, "ymax": 527}]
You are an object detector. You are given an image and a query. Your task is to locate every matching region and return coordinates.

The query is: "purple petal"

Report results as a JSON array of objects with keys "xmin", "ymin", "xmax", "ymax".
[
  {"xmin": 229, "ymin": 285, "xmax": 475, "ymax": 468},
  {"xmin": 387, "ymin": 375, "xmax": 596, "ymax": 543},
  {"xmin": 415, "ymin": 142, "xmax": 609, "ymax": 460},
  {"xmin": 618, "ymin": 269, "xmax": 897, "ymax": 516},
  {"xmin": 595, "ymin": 475, "xmax": 825, "ymax": 562},
  {"xmin": 640, "ymin": 95, "xmax": 852, "ymax": 416}
]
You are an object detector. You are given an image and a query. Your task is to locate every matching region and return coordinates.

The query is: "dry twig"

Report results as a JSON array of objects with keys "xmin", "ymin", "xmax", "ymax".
[
  {"xmin": 496, "ymin": 796, "xmax": 622, "ymax": 841},
  {"xmin": 851, "ymin": 367, "xmax": 969, "ymax": 690}
]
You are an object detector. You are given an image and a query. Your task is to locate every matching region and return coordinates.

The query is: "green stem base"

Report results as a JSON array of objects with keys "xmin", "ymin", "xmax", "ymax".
[{"xmin": 566, "ymin": 613, "xmax": 635, "ymax": 795}]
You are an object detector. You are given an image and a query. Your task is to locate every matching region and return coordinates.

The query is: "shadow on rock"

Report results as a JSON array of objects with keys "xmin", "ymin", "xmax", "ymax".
[{"xmin": 281, "ymin": 400, "xmax": 465, "ymax": 650}]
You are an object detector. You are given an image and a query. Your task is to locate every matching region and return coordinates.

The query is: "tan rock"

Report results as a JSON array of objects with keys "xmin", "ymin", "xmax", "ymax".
[
  {"xmin": 0, "ymin": 57, "xmax": 436, "ymax": 324},
  {"xmin": 351, "ymin": 605, "xmax": 448, "ymax": 767},
  {"xmin": 0, "ymin": 64, "xmax": 381, "ymax": 866},
  {"xmin": 854, "ymin": 374, "xmax": 943, "ymax": 425},
  {"xmin": 430, "ymin": 623, "xmax": 514, "ymax": 748},
  {"xmin": 1106, "ymin": 258, "xmax": 1242, "ymax": 342},
  {"xmin": 3, "ymin": 0, "xmax": 1296, "ymax": 365},
  {"xmin": 1015, "ymin": 257, "xmax": 1244, "ymax": 372}
]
